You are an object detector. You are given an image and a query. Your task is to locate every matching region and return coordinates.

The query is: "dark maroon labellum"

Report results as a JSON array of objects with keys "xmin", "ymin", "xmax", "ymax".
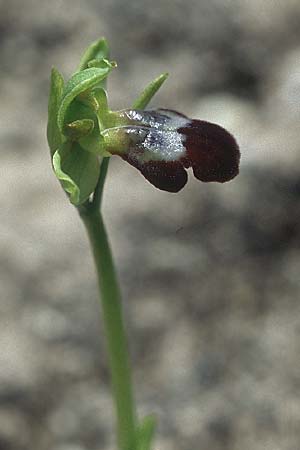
[
  {"xmin": 103, "ymin": 109, "xmax": 240, "ymax": 192},
  {"xmin": 179, "ymin": 120, "xmax": 240, "ymax": 184}
]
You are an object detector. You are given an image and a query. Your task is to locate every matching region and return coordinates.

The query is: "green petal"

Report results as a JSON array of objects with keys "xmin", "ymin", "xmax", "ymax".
[
  {"xmin": 47, "ymin": 67, "xmax": 64, "ymax": 156},
  {"xmin": 78, "ymin": 37, "xmax": 109, "ymax": 71},
  {"xmin": 57, "ymin": 64, "xmax": 114, "ymax": 133},
  {"xmin": 53, "ymin": 142, "xmax": 100, "ymax": 205},
  {"xmin": 132, "ymin": 72, "xmax": 169, "ymax": 109}
]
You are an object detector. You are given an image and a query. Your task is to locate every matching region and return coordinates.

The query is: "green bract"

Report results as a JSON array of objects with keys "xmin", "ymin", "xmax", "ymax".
[{"xmin": 136, "ymin": 415, "xmax": 156, "ymax": 450}]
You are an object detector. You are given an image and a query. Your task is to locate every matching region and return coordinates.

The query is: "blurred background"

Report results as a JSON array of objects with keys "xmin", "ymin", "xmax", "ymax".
[{"xmin": 1, "ymin": 0, "xmax": 300, "ymax": 449}]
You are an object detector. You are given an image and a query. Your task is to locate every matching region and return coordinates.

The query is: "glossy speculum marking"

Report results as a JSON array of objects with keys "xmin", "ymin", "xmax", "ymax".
[{"xmin": 103, "ymin": 109, "xmax": 240, "ymax": 192}]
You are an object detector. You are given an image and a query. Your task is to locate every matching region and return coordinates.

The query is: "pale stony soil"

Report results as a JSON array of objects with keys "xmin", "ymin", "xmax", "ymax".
[{"xmin": 1, "ymin": 1, "xmax": 300, "ymax": 450}]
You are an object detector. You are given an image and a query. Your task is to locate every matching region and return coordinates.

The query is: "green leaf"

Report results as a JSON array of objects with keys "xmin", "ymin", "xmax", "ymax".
[
  {"xmin": 136, "ymin": 415, "xmax": 156, "ymax": 450},
  {"xmin": 53, "ymin": 142, "xmax": 100, "ymax": 205},
  {"xmin": 57, "ymin": 64, "xmax": 114, "ymax": 133},
  {"xmin": 132, "ymin": 72, "xmax": 169, "ymax": 109},
  {"xmin": 78, "ymin": 37, "xmax": 109, "ymax": 71},
  {"xmin": 47, "ymin": 67, "xmax": 64, "ymax": 156}
]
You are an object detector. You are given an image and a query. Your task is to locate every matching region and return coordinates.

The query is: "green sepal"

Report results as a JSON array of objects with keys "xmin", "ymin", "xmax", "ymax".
[
  {"xmin": 132, "ymin": 72, "xmax": 169, "ymax": 109},
  {"xmin": 136, "ymin": 415, "xmax": 156, "ymax": 450},
  {"xmin": 47, "ymin": 67, "xmax": 64, "ymax": 156},
  {"xmin": 53, "ymin": 142, "xmax": 100, "ymax": 205},
  {"xmin": 78, "ymin": 38, "xmax": 109, "ymax": 71},
  {"xmin": 57, "ymin": 64, "xmax": 114, "ymax": 133},
  {"xmin": 64, "ymin": 119, "xmax": 94, "ymax": 140}
]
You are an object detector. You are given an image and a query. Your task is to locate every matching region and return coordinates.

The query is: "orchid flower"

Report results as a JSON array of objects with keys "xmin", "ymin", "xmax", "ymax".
[
  {"xmin": 47, "ymin": 38, "xmax": 240, "ymax": 205},
  {"xmin": 102, "ymin": 108, "xmax": 240, "ymax": 192}
]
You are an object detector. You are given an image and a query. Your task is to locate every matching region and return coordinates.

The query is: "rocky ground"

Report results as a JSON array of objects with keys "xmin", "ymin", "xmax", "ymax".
[{"xmin": 1, "ymin": 1, "xmax": 300, "ymax": 449}]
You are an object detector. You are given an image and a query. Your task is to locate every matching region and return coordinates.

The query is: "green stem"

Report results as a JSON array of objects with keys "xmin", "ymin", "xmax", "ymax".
[
  {"xmin": 80, "ymin": 208, "xmax": 137, "ymax": 450},
  {"xmin": 91, "ymin": 156, "xmax": 110, "ymax": 211},
  {"xmin": 76, "ymin": 71, "xmax": 168, "ymax": 450}
]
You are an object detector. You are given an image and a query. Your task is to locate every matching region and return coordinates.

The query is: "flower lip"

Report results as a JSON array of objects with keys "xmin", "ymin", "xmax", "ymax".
[
  {"xmin": 178, "ymin": 119, "xmax": 240, "ymax": 183},
  {"xmin": 103, "ymin": 109, "xmax": 240, "ymax": 192}
]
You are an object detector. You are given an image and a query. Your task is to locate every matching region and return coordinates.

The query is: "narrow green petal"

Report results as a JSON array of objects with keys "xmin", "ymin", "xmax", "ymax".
[
  {"xmin": 47, "ymin": 67, "xmax": 64, "ymax": 156},
  {"xmin": 132, "ymin": 72, "xmax": 169, "ymax": 109}
]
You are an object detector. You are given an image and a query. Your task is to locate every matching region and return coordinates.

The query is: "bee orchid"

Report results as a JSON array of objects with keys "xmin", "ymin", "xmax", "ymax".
[
  {"xmin": 48, "ymin": 45, "xmax": 240, "ymax": 205},
  {"xmin": 102, "ymin": 108, "xmax": 240, "ymax": 192}
]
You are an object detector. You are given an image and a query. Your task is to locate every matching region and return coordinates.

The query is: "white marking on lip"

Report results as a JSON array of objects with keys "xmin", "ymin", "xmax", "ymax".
[
  {"xmin": 103, "ymin": 124, "xmax": 188, "ymax": 163},
  {"xmin": 140, "ymin": 129, "xmax": 187, "ymax": 162}
]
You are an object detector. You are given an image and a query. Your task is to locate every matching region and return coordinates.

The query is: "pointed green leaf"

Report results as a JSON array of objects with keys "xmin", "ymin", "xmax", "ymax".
[
  {"xmin": 53, "ymin": 142, "xmax": 100, "ymax": 205},
  {"xmin": 136, "ymin": 415, "xmax": 156, "ymax": 450},
  {"xmin": 132, "ymin": 72, "xmax": 169, "ymax": 109},
  {"xmin": 47, "ymin": 67, "xmax": 64, "ymax": 156},
  {"xmin": 57, "ymin": 64, "xmax": 114, "ymax": 133},
  {"xmin": 78, "ymin": 37, "xmax": 109, "ymax": 71}
]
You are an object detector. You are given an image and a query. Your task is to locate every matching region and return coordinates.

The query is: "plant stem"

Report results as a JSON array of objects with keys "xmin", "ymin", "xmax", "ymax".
[
  {"xmin": 80, "ymin": 208, "xmax": 137, "ymax": 450},
  {"xmin": 76, "ymin": 73, "xmax": 166, "ymax": 450},
  {"xmin": 91, "ymin": 156, "xmax": 110, "ymax": 211}
]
